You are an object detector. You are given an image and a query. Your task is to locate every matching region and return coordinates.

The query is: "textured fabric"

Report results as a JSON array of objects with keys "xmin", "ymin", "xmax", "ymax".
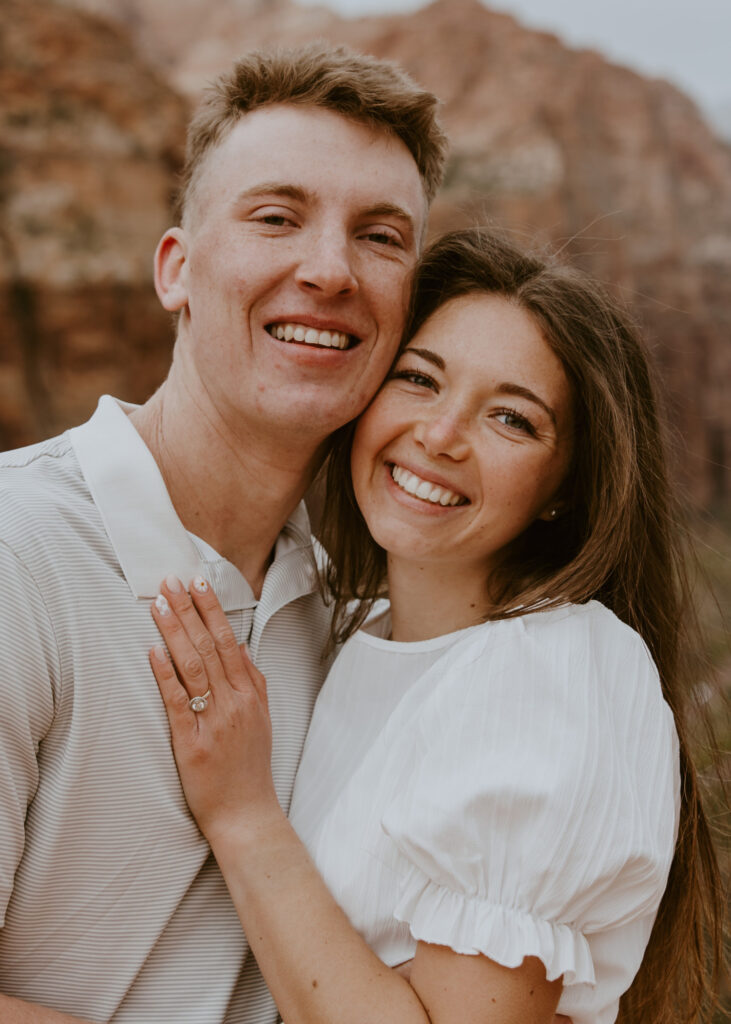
[
  {"xmin": 0, "ymin": 396, "xmax": 332, "ymax": 1023},
  {"xmin": 289, "ymin": 602, "xmax": 680, "ymax": 1024}
]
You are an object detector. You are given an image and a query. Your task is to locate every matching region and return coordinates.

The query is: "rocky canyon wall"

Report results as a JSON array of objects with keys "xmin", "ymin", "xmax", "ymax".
[{"xmin": 3, "ymin": 0, "xmax": 729, "ymax": 505}]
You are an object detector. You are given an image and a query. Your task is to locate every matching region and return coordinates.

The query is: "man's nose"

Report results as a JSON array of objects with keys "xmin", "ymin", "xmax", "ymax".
[
  {"xmin": 413, "ymin": 408, "xmax": 470, "ymax": 460},
  {"xmin": 294, "ymin": 232, "xmax": 358, "ymax": 297}
]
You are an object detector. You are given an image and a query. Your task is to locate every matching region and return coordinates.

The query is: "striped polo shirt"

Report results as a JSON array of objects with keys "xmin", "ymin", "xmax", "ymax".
[{"xmin": 0, "ymin": 395, "xmax": 332, "ymax": 1023}]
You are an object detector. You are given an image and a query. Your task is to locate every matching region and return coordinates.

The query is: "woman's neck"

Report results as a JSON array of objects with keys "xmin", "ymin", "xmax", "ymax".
[{"xmin": 386, "ymin": 555, "xmax": 491, "ymax": 643}]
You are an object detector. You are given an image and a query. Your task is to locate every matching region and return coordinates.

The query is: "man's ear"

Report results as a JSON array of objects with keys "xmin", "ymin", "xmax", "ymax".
[{"xmin": 154, "ymin": 228, "xmax": 189, "ymax": 311}]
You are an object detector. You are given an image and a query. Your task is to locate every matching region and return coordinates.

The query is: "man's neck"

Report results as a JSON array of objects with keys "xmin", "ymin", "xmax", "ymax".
[{"xmin": 129, "ymin": 375, "xmax": 325, "ymax": 598}]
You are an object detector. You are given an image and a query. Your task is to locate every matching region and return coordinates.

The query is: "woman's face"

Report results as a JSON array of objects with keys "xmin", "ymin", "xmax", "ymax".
[{"xmin": 350, "ymin": 292, "xmax": 574, "ymax": 580}]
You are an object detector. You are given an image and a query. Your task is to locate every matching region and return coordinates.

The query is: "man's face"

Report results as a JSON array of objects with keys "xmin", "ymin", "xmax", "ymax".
[{"xmin": 156, "ymin": 104, "xmax": 428, "ymax": 444}]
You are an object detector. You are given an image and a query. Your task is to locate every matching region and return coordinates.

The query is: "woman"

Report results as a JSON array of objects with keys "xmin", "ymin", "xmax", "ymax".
[{"xmin": 149, "ymin": 229, "xmax": 721, "ymax": 1024}]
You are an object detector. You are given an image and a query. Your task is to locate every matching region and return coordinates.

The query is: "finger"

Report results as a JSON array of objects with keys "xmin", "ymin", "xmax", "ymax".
[
  {"xmin": 160, "ymin": 575, "xmax": 228, "ymax": 684},
  {"xmin": 188, "ymin": 576, "xmax": 255, "ymax": 688},
  {"xmin": 149, "ymin": 643, "xmax": 197, "ymax": 740},
  {"xmin": 151, "ymin": 588, "xmax": 213, "ymax": 700}
]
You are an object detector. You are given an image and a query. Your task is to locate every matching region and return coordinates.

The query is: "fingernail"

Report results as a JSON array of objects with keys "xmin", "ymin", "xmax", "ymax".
[
  {"xmin": 152, "ymin": 644, "xmax": 167, "ymax": 662},
  {"xmin": 192, "ymin": 575, "xmax": 209, "ymax": 593},
  {"xmin": 165, "ymin": 574, "xmax": 182, "ymax": 593},
  {"xmin": 155, "ymin": 594, "xmax": 171, "ymax": 615}
]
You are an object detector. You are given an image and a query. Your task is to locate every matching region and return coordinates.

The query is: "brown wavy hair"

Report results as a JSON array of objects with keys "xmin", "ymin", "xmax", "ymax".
[
  {"xmin": 320, "ymin": 228, "xmax": 724, "ymax": 1023},
  {"xmin": 175, "ymin": 41, "xmax": 448, "ymax": 224}
]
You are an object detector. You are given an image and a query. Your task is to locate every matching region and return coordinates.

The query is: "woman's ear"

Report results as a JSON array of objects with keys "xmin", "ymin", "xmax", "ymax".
[
  {"xmin": 537, "ymin": 502, "xmax": 567, "ymax": 522},
  {"xmin": 154, "ymin": 228, "xmax": 189, "ymax": 312}
]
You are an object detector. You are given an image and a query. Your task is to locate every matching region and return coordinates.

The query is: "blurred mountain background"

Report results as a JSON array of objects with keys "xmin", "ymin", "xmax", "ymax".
[
  {"xmin": 0, "ymin": 0, "xmax": 728, "ymax": 1011},
  {"xmin": 2, "ymin": 0, "xmax": 730, "ymax": 509}
]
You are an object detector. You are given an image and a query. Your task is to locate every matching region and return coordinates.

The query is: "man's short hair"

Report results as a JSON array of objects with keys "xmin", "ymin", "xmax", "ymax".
[{"xmin": 175, "ymin": 42, "xmax": 448, "ymax": 223}]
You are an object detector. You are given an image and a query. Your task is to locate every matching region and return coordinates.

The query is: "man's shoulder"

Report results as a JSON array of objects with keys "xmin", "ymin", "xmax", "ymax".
[
  {"xmin": 0, "ymin": 430, "xmax": 75, "ymax": 478},
  {"xmin": 0, "ymin": 430, "xmax": 91, "ymax": 550}
]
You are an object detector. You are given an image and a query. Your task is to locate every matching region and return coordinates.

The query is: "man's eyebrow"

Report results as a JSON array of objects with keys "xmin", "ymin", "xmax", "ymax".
[
  {"xmin": 400, "ymin": 346, "xmax": 445, "ymax": 370},
  {"xmin": 235, "ymin": 183, "xmax": 309, "ymax": 204},
  {"xmin": 362, "ymin": 202, "xmax": 415, "ymax": 231},
  {"xmin": 498, "ymin": 382, "xmax": 557, "ymax": 426}
]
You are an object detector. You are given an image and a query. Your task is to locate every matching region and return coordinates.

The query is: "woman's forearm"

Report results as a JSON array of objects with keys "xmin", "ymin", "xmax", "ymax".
[{"xmin": 209, "ymin": 811, "xmax": 431, "ymax": 1024}]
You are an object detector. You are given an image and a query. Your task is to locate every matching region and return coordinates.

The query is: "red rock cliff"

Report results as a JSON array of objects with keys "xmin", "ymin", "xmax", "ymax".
[
  {"xmin": 4, "ymin": 0, "xmax": 730, "ymax": 506},
  {"xmin": 0, "ymin": 0, "xmax": 188, "ymax": 444}
]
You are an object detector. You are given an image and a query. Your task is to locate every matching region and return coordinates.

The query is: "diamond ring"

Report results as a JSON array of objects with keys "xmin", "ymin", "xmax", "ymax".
[{"xmin": 188, "ymin": 689, "xmax": 211, "ymax": 713}]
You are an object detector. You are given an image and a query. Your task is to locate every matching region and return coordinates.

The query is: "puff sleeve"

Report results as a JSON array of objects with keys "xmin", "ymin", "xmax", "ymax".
[{"xmin": 380, "ymin": 605, "xmax": 679, "ymax": 986}]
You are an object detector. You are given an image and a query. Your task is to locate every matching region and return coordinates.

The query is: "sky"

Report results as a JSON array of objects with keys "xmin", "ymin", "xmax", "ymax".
[{"xmin": 297, "ymin": 0, "xmax": 731, "ymax": 113}]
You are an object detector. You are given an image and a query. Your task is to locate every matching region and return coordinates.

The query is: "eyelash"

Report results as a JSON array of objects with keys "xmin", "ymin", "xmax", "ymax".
[
  {"xmin": 495, "ymin": 407, "xmax": 536, "ymax": 435},
  {"xmin": 390, "ymin": 367, "xmax": 437, "ymax": 388},
  {"xmin": 363, "ymin": 230, "xmax": 402, "ymax": 247},
  {"xmin": 258, "ymin": 214, "xmax": 295, "ymax": 227}
]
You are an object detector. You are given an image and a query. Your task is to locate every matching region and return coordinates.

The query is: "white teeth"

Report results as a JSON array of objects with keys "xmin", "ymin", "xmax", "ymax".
[
  {"xmin": 391, "ymin": 465, "xmax": 466, "ymax": 507},
  {"xmin": 269, "ymin": 322, "xmax": 352, "ymax": 349}
]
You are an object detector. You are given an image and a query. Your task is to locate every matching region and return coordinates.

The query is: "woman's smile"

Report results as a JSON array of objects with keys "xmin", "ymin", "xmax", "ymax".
[{"xmin": 388, "ymin": 462, "xmax": 469, "ymax": 508}]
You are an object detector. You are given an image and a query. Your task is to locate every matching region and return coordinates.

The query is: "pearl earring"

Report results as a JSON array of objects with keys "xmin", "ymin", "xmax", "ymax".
[{"xmin": 549, "ymin": 508, "xmax": 558, "ymax": 519}]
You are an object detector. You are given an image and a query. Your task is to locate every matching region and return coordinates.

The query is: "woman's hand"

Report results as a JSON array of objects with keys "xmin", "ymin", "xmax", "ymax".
[{"xmin": 149, "ymin": 574, "xmax": 282, "ymax": 844}]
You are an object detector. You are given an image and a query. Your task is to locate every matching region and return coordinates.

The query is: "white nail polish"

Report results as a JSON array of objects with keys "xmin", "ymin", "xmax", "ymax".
[
  {"xmin": 193, "ymin": 575, "xmax": 209, "ymax": 593},
  {"xmin": 165, "ymin": 574, "xmax": 182, "ymax": 593},
  {"xmin": 155, "ymin": 594, "xmax": 171, "ymax": 615}
]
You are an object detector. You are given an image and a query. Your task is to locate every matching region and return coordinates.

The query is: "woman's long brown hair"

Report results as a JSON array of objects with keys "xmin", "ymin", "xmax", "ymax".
[{"xmin": 320, "ymin": 228, "xmax": 724, "ymax": 1023}]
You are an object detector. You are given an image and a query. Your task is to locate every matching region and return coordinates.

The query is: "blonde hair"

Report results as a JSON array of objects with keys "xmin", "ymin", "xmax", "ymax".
[{"xmin": 175, "ymin": 42, "xmax": 448, "ymax": 223}]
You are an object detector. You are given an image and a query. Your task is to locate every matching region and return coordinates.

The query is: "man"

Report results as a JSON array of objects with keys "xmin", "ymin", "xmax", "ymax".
[{"xmin": 0, "ymin": 44, "xmax": 446, "ymax": 1023}]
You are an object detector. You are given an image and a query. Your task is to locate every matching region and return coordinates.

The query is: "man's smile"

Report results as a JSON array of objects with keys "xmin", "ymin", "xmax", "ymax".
[{"xmin": 266, "ymin": 322, "xmax": 359, "ymax": 350}]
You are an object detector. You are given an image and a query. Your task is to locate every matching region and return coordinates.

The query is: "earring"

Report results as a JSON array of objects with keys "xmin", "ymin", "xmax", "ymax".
[{"xmin": 549, "ymin": 508, "xmax": 558, "ymax": 519}]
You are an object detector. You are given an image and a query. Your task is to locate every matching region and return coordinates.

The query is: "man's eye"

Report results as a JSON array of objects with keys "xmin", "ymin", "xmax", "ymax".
[
  {"xmin": 260, "ymin": 215, "xmax": 291, "ymax": 226},
  {"xmin": 363, "ymin": 230, "xmax": 401, "ymax": 247}
]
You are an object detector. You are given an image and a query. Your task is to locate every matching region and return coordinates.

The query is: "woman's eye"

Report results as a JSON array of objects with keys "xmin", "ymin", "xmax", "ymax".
[
  {"xmin": 495, "ymin": 409, "xmax": 535, "ymax": 434},
  {"xmin": 390, "ymin": 368, "xmax": 437, "ymax": 389}
]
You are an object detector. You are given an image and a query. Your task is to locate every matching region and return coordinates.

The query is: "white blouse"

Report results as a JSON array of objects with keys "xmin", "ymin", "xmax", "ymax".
[{"xmin": 288, "ymin": 601, "xmax": 680, "ymax": 1024}]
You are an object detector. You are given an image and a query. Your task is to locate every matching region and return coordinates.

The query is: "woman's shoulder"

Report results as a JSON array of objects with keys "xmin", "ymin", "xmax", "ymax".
[
  {"xmin": 435, "ymin": 600, "xmax": 667, "ymax": 725},
  {"xmin": 453, "ymin": 599, "xmax": 654, "ymax": 667}
]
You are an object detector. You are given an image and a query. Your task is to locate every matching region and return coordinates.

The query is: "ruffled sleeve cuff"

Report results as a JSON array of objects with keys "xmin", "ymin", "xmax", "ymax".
[{"xmin": 391, "ymin": 861, "xmax": 596, "ymax": 986}]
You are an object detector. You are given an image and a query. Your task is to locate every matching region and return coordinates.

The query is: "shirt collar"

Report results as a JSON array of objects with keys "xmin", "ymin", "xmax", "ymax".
[{"xmin": 68, "ymin": 396, "xmax": 316, "ymax": 609}]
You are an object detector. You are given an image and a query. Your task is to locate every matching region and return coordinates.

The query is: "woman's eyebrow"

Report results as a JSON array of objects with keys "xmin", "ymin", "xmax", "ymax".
[
  {"xmin": 401, "ymin": 346, "xmax": 445, "ymax": 370},
  {"xmin": 498, "ymin": 382, "xmax": 557, "ymax": 426}
]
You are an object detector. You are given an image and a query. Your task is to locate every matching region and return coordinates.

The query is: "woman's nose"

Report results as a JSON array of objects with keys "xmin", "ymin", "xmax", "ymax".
[
  {"xmin": 294, "ymin": 232, "xmax": 358, "ymax": 297},
  {"xmin": 413, "ymin": 409, "xmax": 470, "ymax": 460}
]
